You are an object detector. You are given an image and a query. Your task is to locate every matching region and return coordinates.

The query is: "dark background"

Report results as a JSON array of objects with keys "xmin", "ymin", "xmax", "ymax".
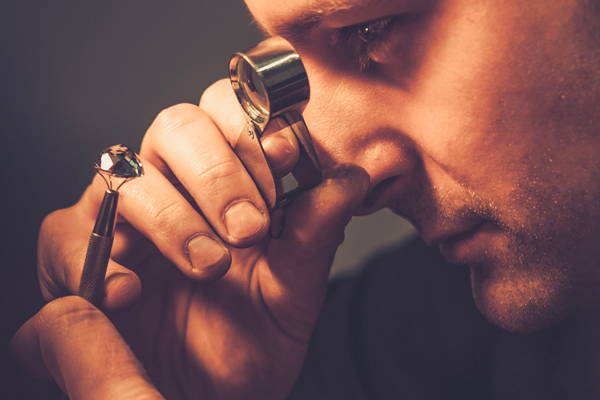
[{"xmin": 1, "ymin": 1, "xmax": 411, "ymax": 397}]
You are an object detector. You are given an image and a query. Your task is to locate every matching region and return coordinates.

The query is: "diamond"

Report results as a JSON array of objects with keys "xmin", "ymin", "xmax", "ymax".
[{"xmin": 94, "ymin": 144, "xmax": 144, "ymax": 178}]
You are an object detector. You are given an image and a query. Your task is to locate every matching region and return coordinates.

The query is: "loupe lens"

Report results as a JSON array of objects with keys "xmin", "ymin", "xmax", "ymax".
[
  {"xmin": 238, "ymin": 59, "xmax": 269, "ymax": 119},
  {"xmin": 229, "ymin": 37, "xmax": 310, "ymax": 130}
]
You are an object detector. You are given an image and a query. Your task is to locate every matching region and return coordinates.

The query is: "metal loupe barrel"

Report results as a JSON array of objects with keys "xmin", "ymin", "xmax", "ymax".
[{"xmin": 229, "ymin": 37, "xmax": 310, "ymax": 132}]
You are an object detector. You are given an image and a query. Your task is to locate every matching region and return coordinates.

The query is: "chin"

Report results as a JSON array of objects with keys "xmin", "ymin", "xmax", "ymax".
[{"xmin": 469, "ymin": 263, "xmax": 576, "ymax": 333}]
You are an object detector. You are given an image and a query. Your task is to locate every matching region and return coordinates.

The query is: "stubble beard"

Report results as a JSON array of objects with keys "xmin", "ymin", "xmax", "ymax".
[
  {"xmin": 468, "ymin": 182, "xmax": 600, "ymax": 333},
  {"xmin": 393, "ymin": 171, "xmax": 600, "ymax": 333}
]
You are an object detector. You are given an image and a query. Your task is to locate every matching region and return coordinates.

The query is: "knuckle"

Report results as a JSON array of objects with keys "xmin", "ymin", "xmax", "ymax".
[
  {"xmin": 38, "ymin": 296, "xmax": 102, "ymax": 331},
  {"xmin": 39, "ymin": 209, "xmax": 65, "ymax": 239},
  {"xmin": 147, "ymin": 198, "xmax": 186, "ymax": 229},
  {"xmin": 199, "ymin": 79, "xmax": 231, "ymax": 108},
  {"xmin": 198, "ymin": 79, "xmax": 246, "ymax": 138},
  {"xmin": 195, "ymin": 158, "xmax": 244, "ymax": 188},
  {"xmin": 153, "ymin": 103, "xmax": 201, "ymax": 133},
  {"xmin": 143, "ymin": 103, "xmax": 207, "ymax": 157}
]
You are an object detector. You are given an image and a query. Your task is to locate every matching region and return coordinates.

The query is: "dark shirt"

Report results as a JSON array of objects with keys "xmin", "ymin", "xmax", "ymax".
[{"xmin": 289, "ymin": 238, "xmax": 600, "ymax": 400}]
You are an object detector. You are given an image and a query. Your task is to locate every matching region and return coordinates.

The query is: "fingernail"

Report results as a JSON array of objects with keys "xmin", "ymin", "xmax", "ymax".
[
  {"xmin": 185, "ymin": 234, "xmax": 229, "ymax": 272},
  {"xmin": 224, "ymin": 200, "xmax": 267, "ymax": 242}
]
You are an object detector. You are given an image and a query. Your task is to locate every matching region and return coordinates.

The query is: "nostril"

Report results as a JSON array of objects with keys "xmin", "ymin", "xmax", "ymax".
[
  {"xmin": 371, "ymin": 174, "xmax": 397, "ymax": 192},
  {"xmin": 362, "ymin": 176, "xmax": 399, "ymax": 210}
]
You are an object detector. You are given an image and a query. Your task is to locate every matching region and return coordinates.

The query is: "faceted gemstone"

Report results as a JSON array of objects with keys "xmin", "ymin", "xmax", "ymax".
[{"xmin": 94, "ymin": 144, "xmax": 144, "ymax": 178}]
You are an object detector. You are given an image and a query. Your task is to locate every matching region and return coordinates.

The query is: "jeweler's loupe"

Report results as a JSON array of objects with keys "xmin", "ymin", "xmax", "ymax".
[{"xmin": 229, "ymin": 37, "xmax": 322, "ymax": 209}]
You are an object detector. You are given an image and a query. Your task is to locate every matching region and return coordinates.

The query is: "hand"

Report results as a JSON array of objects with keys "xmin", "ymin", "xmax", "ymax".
[
  {"xmin": 11, "ymin": 296, "xmax": 164, "ymax": 399},
  {"xmin": 14, "ymin": 80, "xmax": 369, "ymax": 399}
]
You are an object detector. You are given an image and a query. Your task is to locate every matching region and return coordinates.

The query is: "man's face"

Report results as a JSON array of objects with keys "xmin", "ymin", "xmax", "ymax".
[{"xmin": 245, "ymin": 0, "xmax": 600, "ymax": 332}]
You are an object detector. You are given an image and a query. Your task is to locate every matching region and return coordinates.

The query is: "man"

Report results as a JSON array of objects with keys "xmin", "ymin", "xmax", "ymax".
[{"xmin": 11, "ymin": 0, "xmax": 600, "ymax": 398}]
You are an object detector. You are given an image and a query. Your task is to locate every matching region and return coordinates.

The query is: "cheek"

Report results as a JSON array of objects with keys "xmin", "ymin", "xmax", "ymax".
[
  {"xmin": 401, "ymin": 0, "xmax": 600, "ymax": 218},
  {"xmin": 302, "ymin": 60, "xmax": 413, "ymax": 171},
  {"xmin": 302, "ymin": 79, "xmax": 361, "ymax": 167}
]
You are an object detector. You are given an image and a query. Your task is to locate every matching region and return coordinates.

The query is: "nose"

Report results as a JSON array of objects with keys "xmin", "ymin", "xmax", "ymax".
[{"xmin": 344, "ymin": 128, "xmax": 419, "ymax": 190}]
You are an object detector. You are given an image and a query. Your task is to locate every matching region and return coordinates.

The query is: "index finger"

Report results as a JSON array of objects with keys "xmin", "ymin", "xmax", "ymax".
[{"xmin": 199, "ymin": 79, "xmax": 301, "ymax": 180}]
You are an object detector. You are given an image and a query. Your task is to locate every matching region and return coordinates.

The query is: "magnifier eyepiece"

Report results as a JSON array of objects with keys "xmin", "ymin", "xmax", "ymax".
[
  {"xmin": 235, "ymin": 58, "xmax": 270, "ymax": 124},
  {"xmin": 229, "ymin": 37, "xmax": 309, "ymax": 131}
]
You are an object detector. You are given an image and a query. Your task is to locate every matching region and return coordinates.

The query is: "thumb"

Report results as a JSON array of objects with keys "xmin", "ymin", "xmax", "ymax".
[
  {"xmin": 10, "ymin": 296, "xmax": 164, "ymax": 400},
  {"xmin": 276, "ymin": 164, "xmax": 370, "ymax": 260},
  {"xmin": 262, "ymin": 165, "xmax": 369, "ymax": 337}
]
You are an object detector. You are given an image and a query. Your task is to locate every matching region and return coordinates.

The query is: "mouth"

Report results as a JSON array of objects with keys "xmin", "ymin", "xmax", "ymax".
[
  {"xmin": 434, "ymin": 220, "xmax": 488, "ymax": 264},
  {"xmin": 353, "ymin": 175, "xmax": 492, "ymax": 264}
]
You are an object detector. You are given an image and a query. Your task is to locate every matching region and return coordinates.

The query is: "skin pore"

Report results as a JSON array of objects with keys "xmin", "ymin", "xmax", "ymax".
[{"xmin": 246, "ymin": 0, "xmax": 600, "ymax": 332}]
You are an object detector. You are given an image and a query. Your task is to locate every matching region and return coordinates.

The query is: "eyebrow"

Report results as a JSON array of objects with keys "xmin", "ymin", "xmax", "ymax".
[{"xmin": 253, "ymin": 0, "xmax": 364, "ymax": 41}]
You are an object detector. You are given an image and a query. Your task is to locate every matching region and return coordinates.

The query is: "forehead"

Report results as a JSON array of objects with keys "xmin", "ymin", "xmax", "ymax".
[{"xmin": 245, "ymin": 0, "xmax": 358, "ymax": 22}]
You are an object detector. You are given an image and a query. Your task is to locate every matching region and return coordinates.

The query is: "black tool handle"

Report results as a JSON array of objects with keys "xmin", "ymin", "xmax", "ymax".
[
  {"xmin": 78, "ymin": 233, "xmax": 113, "ymax": 305},
  {"xmin": 78, "ymin": 190, "xmax": 118, "ymax": 306}
]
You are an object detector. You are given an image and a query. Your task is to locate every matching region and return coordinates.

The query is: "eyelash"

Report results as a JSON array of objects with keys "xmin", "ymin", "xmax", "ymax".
[{"xmin": 335, "ymin": 16, "xmax": 398, "ymax": 72}]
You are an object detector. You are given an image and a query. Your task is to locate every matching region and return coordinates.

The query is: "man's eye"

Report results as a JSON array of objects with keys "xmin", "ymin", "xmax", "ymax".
[
  {"xmin": 335, "ymin": 16, "xmax": 399, "ymax": 72},
  {"xmin": 356, "ymin": 18, "xmax": 394, "ymax": 44}
]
